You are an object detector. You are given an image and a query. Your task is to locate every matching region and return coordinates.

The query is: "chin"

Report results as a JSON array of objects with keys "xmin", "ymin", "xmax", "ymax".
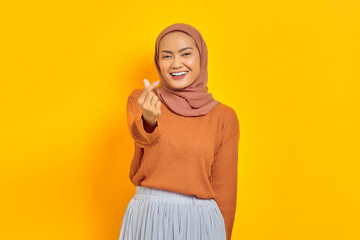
[
  {"xmin": 168, "ymin": 81, "xmax": 191, "ymax": 89},
  {"xmin": 165, "ymin": 76, "xmax": 195, "ymax": 89}
]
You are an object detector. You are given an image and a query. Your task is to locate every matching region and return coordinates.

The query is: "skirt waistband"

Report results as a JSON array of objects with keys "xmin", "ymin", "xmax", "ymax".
[{"xmin": 134, "ymin": 186, "xmax": 215, "ymax": 205}]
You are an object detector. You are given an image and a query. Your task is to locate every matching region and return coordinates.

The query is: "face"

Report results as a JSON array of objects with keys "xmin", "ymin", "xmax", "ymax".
[{"xmin": 158, "ymin": 31, "xmax": 201, "ymax": 90}]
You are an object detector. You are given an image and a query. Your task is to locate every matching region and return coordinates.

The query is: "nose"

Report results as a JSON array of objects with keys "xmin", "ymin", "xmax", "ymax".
[{"xmin": 171, "ymin": 56, "xmax": 183, "ymax": 68}]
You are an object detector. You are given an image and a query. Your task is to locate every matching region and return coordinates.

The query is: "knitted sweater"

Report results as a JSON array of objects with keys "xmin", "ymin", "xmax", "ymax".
[{"xmin": 126, "ymin": 88, "xmax": 240, "ymax": 240}]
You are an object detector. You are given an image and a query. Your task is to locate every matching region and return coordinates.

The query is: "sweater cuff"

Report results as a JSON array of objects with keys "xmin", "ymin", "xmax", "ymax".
[{"xmin": 132, "ymin": 114, "xmax": 161, "ymax": 145}]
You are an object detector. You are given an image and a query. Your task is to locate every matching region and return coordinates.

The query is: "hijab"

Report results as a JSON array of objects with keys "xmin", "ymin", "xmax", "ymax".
[{"xmin": 153, "ymin": 23, "xmax": 220, "ymax": 117}]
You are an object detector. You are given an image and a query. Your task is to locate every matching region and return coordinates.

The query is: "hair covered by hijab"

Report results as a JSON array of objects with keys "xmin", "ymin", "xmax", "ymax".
[{"xmin": 153, "ymin": 23, "xmax": 220, "ymax": 117}]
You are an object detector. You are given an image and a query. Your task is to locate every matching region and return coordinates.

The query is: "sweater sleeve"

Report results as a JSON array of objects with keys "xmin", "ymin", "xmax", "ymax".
[
  {"xmin": 126, "ymin": 91, "xmax": 161, "ymax": 148},
  {"xmin": 209, "ymin": 107, "xmax": 240, "ymax": 240}
]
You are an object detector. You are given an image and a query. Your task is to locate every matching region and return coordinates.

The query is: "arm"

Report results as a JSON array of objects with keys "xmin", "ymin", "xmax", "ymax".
[
  {"xmin": 126, "ymin": 92, "xmax": 161, "ymax": 148},
  {"xmin": 209, "ymin": 107, "xmax": 240, "ymax": 240}
]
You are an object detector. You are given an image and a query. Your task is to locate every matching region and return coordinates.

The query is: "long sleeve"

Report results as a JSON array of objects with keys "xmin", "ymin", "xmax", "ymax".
[
  {"xmin": 126, "ymin": 91, "xmax": 162, "ymax": 148},
  {"xmin": 209, "ymin": 107, "xmax": 240, "ymax": 240}
]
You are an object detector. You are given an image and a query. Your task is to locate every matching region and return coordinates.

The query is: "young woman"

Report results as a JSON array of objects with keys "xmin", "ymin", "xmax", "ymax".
[{"xmin": 119, "ymin": 23, "xmax": 240, "ymax": 240}]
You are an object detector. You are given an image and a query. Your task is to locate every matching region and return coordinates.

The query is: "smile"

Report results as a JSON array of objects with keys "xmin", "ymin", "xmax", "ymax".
[{"xmin": 170, "ymin": 71, "xmax": 188, "ymax": 80}]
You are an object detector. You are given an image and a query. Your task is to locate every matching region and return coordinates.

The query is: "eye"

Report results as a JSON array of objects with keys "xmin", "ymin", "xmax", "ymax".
[
  {"xmin": 183, "ymin": 52, "xmax": 191, "ymax": 56},
  {"xmin": 162, "ymin": 55, "xmax": 170, "ymax": 59}
]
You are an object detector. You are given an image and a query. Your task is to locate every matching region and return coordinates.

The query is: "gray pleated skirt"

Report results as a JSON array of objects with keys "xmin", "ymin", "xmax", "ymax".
[{"xmin": 118, "ymin": 185, "xmax": 226, "ymax": 240}]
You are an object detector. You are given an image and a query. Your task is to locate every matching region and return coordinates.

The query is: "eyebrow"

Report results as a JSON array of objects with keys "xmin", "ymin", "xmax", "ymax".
[{"xmin": 161, "ymin": 47, "xmax": 193, "ymax": 54}]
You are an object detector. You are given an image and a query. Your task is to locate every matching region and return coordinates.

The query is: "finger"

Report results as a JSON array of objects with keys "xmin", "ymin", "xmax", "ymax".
[
  {"xmin": 143, "ymin": 79, "xmax": 150, "ymax": 88},
  {"xmin": 146, "ymin": 80, "xmax": 159, "ymax": 92},
  {"xmin": 140, "ymin": 79, "xmax": 159, "ymax": 102},
  {"xmin": 155, "ymin": 101, "xmax": 161, "ymax": 112},
  {"xmin": 150, "ymin": 95, "xmax": 159, "ymax": 106},
  {"xmin": 144, "ymin": 91, "xmax": 155, "ymax": 107},
  {"xmin": 139, "ymin": 79, "xmax": 154, "ymax": 103}
]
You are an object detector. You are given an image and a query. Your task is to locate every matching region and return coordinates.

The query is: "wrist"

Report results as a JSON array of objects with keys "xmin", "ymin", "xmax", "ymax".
[{"xmin": 142, "ymin": 114, "xmax": 157, "ymax": 133}]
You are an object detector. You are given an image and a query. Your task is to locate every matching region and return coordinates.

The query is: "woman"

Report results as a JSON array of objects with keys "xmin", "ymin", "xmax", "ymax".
[{"xmin": 119, "ymin": 23, "xmax": 240, "ymax": 240}]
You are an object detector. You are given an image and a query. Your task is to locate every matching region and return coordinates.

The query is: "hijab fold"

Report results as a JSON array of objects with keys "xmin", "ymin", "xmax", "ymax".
[{"xmin": 154, "ymin": 23, "xmax": 220, "ymax": 117}]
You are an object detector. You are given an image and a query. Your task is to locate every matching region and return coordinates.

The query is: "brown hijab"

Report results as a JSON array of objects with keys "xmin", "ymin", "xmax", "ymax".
[{"xmin": 154, "ymin": 23, "xmax": 220, "ymax": 117}]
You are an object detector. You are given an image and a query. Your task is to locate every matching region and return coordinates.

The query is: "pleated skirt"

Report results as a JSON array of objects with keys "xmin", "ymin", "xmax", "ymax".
[{"xmin": 118, "ymin": 185, "xmax": 227, "ymax": 240}]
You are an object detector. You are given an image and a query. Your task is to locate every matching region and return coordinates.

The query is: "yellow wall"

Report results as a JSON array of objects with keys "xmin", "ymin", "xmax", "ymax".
[{"xmin": 1, "ymin": 0, "xmax": 359, "ymax": 239}]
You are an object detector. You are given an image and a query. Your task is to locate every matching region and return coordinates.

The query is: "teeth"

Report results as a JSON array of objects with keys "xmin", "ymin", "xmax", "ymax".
[{"xmin": 171, "ymin": 71, "xmax": 187, "ymax": 76}]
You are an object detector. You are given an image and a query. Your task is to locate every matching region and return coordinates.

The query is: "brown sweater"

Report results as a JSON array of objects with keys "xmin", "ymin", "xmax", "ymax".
[{"xmin": 126, "ymin": 88, "xmax": 240, "ymax": 240}]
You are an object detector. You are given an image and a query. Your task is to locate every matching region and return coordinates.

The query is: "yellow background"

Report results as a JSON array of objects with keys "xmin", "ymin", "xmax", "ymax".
[{"xmin": 1, "ymin": 0, "xmax": 359, "ymax": 239}]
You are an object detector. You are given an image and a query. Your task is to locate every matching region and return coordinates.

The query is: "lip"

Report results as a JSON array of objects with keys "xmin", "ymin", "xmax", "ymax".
[
  {"xmin": 170, "ymin": 71, "xmax": 188, "ymax": 74},
  {"xmin": 170, "ymin": 71, "xmax": 188, "ymax": 80}
]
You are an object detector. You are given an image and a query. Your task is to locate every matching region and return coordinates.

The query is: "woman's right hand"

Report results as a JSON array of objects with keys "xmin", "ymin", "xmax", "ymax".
[{"xmin": 137, "ymin": 79, "xmax": 162, "ymax": 128}]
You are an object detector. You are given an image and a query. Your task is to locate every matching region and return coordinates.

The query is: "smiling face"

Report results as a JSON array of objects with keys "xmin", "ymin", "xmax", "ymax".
[{"xmin": 158, "ymin": 31, "xmax": 201, "ymax": 90}]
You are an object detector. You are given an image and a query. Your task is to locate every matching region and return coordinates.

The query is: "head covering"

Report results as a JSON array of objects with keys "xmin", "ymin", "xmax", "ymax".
[{"xmin": 154, "ymin": 23, "xmax": 220, "ymax": 117}]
